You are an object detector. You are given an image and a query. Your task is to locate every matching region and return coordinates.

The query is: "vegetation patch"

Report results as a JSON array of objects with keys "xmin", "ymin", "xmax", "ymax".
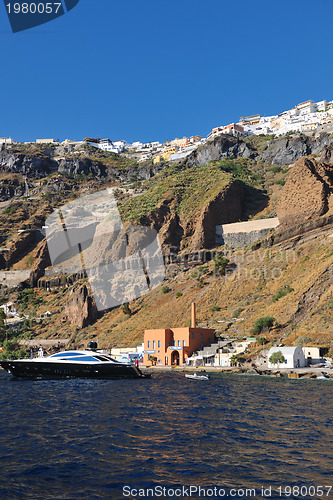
[
  {"xmin": 119, "ymin": 163, "xmax": 232, "ymax": 223},
  {"xmin": 272, "ymin": 285, "xmax": 294, "ymax": 302},
  {"xmin": 251, "ymin": 316, "xmax": 276, "ymax": 335}
]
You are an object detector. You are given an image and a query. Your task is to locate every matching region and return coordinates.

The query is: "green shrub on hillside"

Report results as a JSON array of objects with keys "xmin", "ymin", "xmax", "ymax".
[
  {"xmin": 213, "ymin": 255, "xmax": 229, "ymax": 276},
  {"xmin": 272, "ymin": 285, "xmax": 294, "ymax": 302},
  {"xmin": 232, "ymin": 307, "xmax": 243, "ymax": 318},
  {"xmin": 251, "ymin": 316, "xmax": 275, "ymax": 335}
]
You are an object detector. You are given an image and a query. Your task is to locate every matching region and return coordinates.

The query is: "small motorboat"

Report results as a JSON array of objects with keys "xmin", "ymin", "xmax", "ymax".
[
  {"xmin": 0, "ymin": 342, "xmax": 150, "ymax": 380},
  {"xmin": 185, "ymin": 372, "xmax": 210, "ymax": 381}
]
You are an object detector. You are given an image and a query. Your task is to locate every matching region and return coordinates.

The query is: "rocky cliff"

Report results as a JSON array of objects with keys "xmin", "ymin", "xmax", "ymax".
[
  {"xmin": 0, "ymin": 151, "xmax": 57, "ymax": 178},
  {"xmin": 277, "ymin": 155, "xmax": 333, "ymax": 226},
  {"xmin": 1, "ymin": 231, "xmax": 36, "ymax": 269},
  {"xmin": 0, "ymin": 147, "xmax": 160, "ymax": 186},
  {"xmin": 187, "ymin": 132, "xmax": 333, "ymax": 167},
  {"xmin": 0, "ymin": 175, "xmax": 26, "ymax": 201},
  {"xmin": 62, "ymin": 283, "xmax": 97, "ymax": 329},
  {"xmin": 187, "ymin": 135, "xmax": 256, "ymax": 167},
  {"xmin": 182, "ymin": 180, "xmax": 244, "ymax": 250},
  {"xmin": 27, "ymin": 239, "xmax": 51, "ymax": 287},
  {"xmin": 259, "ymin": 134, "xmax": 333, "ymax": 165},
  {"xmin": 140, "ymin": 179, "xmax": 244, "ymax": 251}
]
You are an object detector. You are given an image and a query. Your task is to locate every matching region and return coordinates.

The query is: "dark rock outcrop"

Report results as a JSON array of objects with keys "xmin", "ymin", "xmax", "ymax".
[
  {"xmin": 0, "ymin": 151, "xmax": 109, "ymax": 181},
  {"xmin": 57, "ymin": 157, "xmax": 107, "ymax": 179},
  {"xmin": 0, "ymin": 151, "xmax": 58, "ymax": 178},
  {"xmin": 260, "ymin": 133, "xmax": 333, "ymax": 165},
  {"xmin": 187, "ymin": 135, "xmax": 256, "ymax": 167},
  {"xmin": 260, "ymin": 137, "xmax": 310, "ymax": 165},
  {"xmin": 0, "ymin": 177, "xmax": 26, "ymax": 201},
  {"xmin": 186, "ymin": 133, "xmax": 333, "ymax": 168},
  {"xmin": 320, "ymin": 144, "xmax": 333, "ymax": 166}
]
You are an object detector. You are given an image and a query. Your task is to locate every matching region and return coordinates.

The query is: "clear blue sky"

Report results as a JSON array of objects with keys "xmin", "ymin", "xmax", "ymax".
[{"xmin": 1, "ymin": 0, "xmax": 333, "ymax": 144}]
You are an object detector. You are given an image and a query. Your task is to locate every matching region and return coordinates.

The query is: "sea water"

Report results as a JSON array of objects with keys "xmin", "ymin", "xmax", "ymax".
[{"xmin": 0, "ymin": 371, "xmax": 332, "ymax": 499}]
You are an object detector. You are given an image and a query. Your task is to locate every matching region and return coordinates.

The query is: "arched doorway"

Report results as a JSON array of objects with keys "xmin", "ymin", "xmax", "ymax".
[{"xmin": 171, "ymin": 350, "xmax": 179, "ymax": 366}]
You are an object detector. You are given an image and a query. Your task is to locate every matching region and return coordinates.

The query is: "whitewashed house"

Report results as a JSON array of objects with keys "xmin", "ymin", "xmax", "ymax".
[
  {"xmin": 302, "ymin": 347, "xmax": 325, "ymax": 365},
  {"xmin": 267, "ymin": 346, "xmax": 306, "ymax": 369},
  {"xmin": 0, "ymin": 137, "xmax": 15, "ymax": 145},
  {"xmin": 0, "ymin": 302, "xmax": 17, "ymax": 316}
]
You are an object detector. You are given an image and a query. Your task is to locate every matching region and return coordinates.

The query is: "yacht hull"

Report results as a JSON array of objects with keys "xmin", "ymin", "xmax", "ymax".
[{"xmin": 0, "ymin": 360, "xmax": 147, "ymax": 379}]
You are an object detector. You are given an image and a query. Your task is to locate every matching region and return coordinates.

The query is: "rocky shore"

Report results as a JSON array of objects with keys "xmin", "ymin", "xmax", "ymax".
[{"xmin": 144, "ymin": 365, "xmax": 333, "ymax": 379}]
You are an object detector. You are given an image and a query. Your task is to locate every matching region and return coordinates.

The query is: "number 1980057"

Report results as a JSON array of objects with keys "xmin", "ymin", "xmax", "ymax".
[{"xmin": 6, "ymin": 3, "xmax": 62, "ymax": 14}]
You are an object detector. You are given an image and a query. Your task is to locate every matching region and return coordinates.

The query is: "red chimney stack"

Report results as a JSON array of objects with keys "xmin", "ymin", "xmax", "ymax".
[{"xmin": 191, "ymin": 302, "xmax": 196, "ymax": 328}]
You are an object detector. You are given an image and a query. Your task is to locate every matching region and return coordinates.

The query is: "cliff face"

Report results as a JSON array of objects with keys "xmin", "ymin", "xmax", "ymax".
[
  {"xmin": 277, "ymin": 155, "xmax": 333, "ymax": 226},
  {"xmin": 57, "ymin": 157, "xmax": 107, "ymax": 179},
  {"xmin": 259, "ymin": 134, "xmax": 333, "ymax": 165},
  {"xmin": 182, "ymin": 180, "xmax": 244, "ymax": 250},
  {"xmin": 0, "ymin": 151, "xmax": 110, "ymax": 181},
  {"xmin": 0, "ymin": 176, "xmax": 26, "ymax": 201},
  {"xmin": 187, "ymin": 135, "xmax": 256, "ymax": 167},
  {"xmin": 0, "ymin": 149, "xmax": 164, "ymax": 187},
  {"xmin": 27, "ymin": 239, "xmax": 51, "ymax": 287},
  {"xmin": 0, "ymin": 151, "xmax": 58, "ymax": 178},
  {"xmin": 139, "ymin": 179, "xmax": 244, "ymax": 251},
  {"xmin": 62, "ymin": 284, "xmax": 97, "ymax": 328},
  {"xmin": 2, "ymin": 231, "xmax": 36, "ymax": 269},
  {"xmin": 140, "ymin": 193, "xmax": 184, "ymax": 249},
  {"xmin": 186, "ymin": 133, "xmax": 333, "ymax": 167}
]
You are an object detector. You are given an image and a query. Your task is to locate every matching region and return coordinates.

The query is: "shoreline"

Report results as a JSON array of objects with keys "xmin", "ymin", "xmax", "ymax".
[{"xmin": 142, "ymin": 365, "xmax": 333, "ymax": 379}]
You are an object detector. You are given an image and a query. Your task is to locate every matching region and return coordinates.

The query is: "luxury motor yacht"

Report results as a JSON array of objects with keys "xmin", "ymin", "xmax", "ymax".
[{"xmin": 0, "ymin": 342, "xmax": 149, "ymax": 379}]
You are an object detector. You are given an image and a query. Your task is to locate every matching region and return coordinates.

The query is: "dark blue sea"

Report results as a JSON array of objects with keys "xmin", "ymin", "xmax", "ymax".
[{"xmin": 0, "ymin": 370, "xmax": 332, "ymax": 500}]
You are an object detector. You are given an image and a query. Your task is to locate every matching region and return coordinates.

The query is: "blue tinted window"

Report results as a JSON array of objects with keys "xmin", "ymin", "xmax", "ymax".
[
  {"xmin": 50, "ymin": 352, "xmax": 85, "ymax": 358},
  {"xmin": 68, "ymin": 356, "xmax": 100, "ymax": 362}
]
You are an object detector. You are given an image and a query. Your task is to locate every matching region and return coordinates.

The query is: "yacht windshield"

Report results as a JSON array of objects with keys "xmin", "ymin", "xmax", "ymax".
[{"xmin": 49, "ymin": 351, "xmax": 118, "ymax": 363}]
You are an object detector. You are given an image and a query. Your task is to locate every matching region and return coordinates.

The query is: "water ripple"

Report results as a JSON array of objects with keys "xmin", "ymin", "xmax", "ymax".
[{"xmin": 0, "ymin": 371, "xmax": 332, "ymax": 499}]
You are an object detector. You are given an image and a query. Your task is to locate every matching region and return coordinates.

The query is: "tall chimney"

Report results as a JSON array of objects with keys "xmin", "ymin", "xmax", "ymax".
[{"xmin": 191, "ymin": 302, "xmax": 196, "ymax": 328}]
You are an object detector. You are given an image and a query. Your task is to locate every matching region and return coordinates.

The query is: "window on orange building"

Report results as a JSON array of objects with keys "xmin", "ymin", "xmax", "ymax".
[
  {"xmin": 177, "ymin": 340, "xmax": 181, "ymax": 347},
  {"xmin": 183, "ymin": 340, "xmax": 186, "ymax": 346},
  {"xmin": 147, "ymin": 341, "xmax": 150, "ymax": 348},
  {"xmin": 153, "ymin": 340, "xmax": 156, "ymax": 349},
  {"xmin": 158, "ymin": 340, "xmax": 161, "ymax": 348}
]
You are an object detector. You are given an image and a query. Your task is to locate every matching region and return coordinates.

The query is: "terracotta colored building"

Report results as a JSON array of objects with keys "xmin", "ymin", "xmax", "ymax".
[{"xmin": 143, "ymin": 303, "xmax": 215, "ymax": 366}]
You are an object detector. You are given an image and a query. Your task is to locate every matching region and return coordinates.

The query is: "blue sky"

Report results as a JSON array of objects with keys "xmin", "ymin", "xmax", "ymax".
[{"xmin": 1, "ymin": 0, "xmax": 333, "ymax": 143}]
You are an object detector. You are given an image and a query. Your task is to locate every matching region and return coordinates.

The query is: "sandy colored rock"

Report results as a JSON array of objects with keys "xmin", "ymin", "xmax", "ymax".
[
  {"xmin": 277, "ymin": 157, "xmax": 333, "ymax": 224},
  {"xmin": 62, "ymin": 283, "xmax": 96, "ymax": 328}
]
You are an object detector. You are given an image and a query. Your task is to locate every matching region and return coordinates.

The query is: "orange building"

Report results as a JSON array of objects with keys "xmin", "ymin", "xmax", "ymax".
[
  {"xmin": 169, "ymin": 137, "xmax": 190, "ymax": 148},
  {"xmin": 143, "ymin": 303, "xmax": 215, "ymax": 366}
]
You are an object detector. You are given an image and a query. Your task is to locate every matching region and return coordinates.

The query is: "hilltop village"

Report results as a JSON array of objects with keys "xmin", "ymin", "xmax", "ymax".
[
  {"xmin": 0, "ymin": 97, "xmax": 333, "ymax": 374},
  {"xmin": 2, "ymin": 98, "xmax": 333, "ymax": 163}
]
